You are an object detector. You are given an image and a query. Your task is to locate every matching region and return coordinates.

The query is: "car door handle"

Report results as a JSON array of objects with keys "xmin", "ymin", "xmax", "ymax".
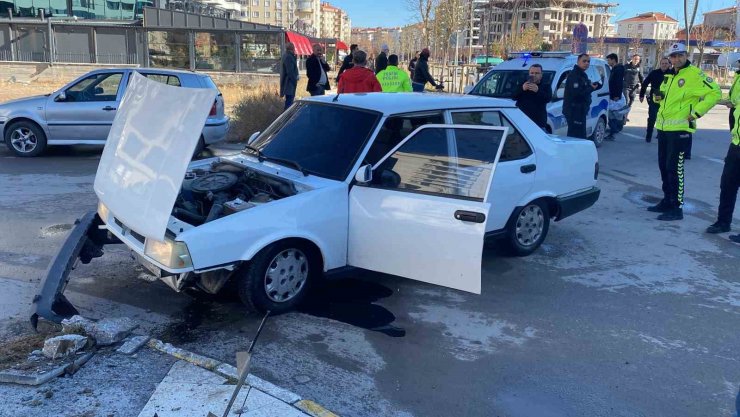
[
  {"xmin": 454, "ymin": 210, "xmax": 486, "ymax": 223},
  {"xmin": 521, "ymin": 164, "xmax": 537, "ymax": 174},
  {"xmin": 102, "ymin": 106, "xmax": 117, "ymax": 111}
]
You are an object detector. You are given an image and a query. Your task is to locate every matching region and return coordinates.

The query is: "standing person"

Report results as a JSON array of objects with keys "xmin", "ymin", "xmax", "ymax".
[
  {"xmin": 512, "ymin": 64, "xmax": 551, "ymax": 129},
  {"xmin": 648, "ymin": 42, "xmax": 721, "ymax": 221},
  {"xmin": 563, "ymin": 53, "xmax": 600, "ymax": 139},
  {"xmin": 337, "ymin": 44, "xmax": 357, "ymax": 82},
  {"xmin": 279, "ymin": 42, "xmax": 299, "ymax": 110},
  {"xmin": 408, "ymin": 51, "xmax": 419, "ymax": 75},
  {"xmin": 705, "ymin": 65, "xmax": 740, "ymax": 236},
  {"xmin": 306, "ymin": 44, "xmax": 331, "ymax": 96},
  {"xmin": 725, "ymin": 58, "xmax": 740, "ymax": 131},
  {"xmin": 375, "ymin": 44, "xmax": 389, "ymax": 74},
  {"xmin": 377, "ymin": 54, "xmax": 412, "ymax": 92},
  {"xmin": 605, "ymin": 53, "xmax": 625, "ymax": 141},
  {"xmin": 623, "ymin": 54, "xmax": 644, "ymax": 107},
  {"xmin": 412, "ymin": 48, "xmax": 443, "ymax": 92},
  {"xmin": 337, "ymin": 50, "xmax": 382, "ymax": 94},
  {"xmin": 640, "ymin": 57, "xmax": 672, "ymax": 142}
]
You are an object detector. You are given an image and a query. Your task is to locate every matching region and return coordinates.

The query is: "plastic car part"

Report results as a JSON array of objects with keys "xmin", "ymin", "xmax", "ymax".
[{"xmin": 190, "ymin": 172, "xmax": 239, "ymax": 194}]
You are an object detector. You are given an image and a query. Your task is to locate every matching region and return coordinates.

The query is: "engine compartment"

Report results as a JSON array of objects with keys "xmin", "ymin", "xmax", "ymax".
[{"xmin": 173, "ymin": 160, "xmax": 297, "ymax": 225}]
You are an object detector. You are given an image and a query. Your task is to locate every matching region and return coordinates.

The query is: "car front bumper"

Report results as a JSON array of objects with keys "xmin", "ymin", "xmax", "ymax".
[{"xmin": 556, "ymin": 187, "xmax": 601, "ymax": 221}]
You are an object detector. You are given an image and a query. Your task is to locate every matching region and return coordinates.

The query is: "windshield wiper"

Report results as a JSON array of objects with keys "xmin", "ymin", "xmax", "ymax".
[{"xmin": 242, "ymin": 145, "xmax": 308, "ymax": 176}]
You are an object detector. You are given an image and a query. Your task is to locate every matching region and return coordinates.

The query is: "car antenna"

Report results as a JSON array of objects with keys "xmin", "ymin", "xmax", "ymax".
[{"xmin": 332, "ymin": 92, "xmax": 340, "ymax": 102}]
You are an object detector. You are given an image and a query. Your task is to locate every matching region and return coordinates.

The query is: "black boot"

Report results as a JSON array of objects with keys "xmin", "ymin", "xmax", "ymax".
[
  {"xmin": 647, "ymin": 201, "xmax": 670, "ymax": 213},
  {"xmin": 657, "ymin": 208, "xmax": 683, "ymax": 221},
  {"xmin": 706, "ymin": 222, "xmax": 731, "ymax": 234},
  {"xmin": 646, "ymin": 129, "xmax": 653, "ymax": 143}
]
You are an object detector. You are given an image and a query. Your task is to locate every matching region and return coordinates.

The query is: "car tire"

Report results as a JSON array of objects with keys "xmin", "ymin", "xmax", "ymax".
[
  {"xmin": 590, "ymin": 116, "xmax": 606, "ymax": 148},
  {"xmin": 4, "ymin": 120, "xmax": 47, "ymax": 157},
  {"xmin": 236, "ymin": 241, "xmax": 318, "ymax": 313},
  {"xmin": 506, "ymin": 200, "xmax": 550, "ymax": 257}
]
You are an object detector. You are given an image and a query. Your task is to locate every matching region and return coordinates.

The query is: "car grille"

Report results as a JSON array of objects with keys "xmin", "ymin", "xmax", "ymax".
[{"xmin": 113, "ymin": 218, "xmax": 145, "ymax": 244}]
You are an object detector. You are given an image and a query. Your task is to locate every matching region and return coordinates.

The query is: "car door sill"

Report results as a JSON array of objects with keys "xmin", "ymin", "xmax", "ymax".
[{"xmin": 47, "ymin": 140, "xmax": 107, "ymax": 145}]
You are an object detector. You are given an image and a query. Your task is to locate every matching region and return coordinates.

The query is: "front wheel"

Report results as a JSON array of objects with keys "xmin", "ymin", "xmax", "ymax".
[
  {"xmin": 4, "ymin": 121, "xmax": 47, "ymax": 157},
  {"xmin": 505, "ymin": 200, "xmax": 550, "ymax": 256},
  {"xmin": 236, "ymin": 242, "xmax": 318, "ymax": 313},
  {"xmin": 590, "ymin": 116, "xmax": 606, "ymax": 148}
]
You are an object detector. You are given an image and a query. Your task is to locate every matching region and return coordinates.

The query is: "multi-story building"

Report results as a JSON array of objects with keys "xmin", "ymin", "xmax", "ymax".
[
  {"xmin": 231, "ymin": 0, "xmax": 295, "ymax": 28},
  {"xmin": 319, "ymin": 2, "xmax": 350, "ymax": 40},
  {"xmin": 352, "ymin": 27, "xmax": 402, "ymax": 56},
  {"xmin": 477, "ymin": 0, "xmax": 616, "ymax": 48},
  {"xmin": 615, "ymin": 12, "xmax": 679, "ymax": 40},
  {"xmin": 295, "ymin": 0, "xmax": 320, "ymax": 36}
]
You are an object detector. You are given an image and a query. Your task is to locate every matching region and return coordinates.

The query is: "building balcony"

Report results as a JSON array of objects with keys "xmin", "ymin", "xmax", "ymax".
[{"xmin": 297, "ymin": 0, "xmax": 313, "ymax": 12}]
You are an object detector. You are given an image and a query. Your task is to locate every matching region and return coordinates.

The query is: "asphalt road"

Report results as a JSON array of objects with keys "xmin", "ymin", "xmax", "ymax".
[{"xmin": 0, "ymin": 100, "xmax": 739, "ymax": 417}]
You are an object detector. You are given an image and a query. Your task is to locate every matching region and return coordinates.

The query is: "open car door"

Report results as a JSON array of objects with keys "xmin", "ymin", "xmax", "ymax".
[{"xmin": 348, "ymin": 124, "xmax": 508, "ymax": 294}]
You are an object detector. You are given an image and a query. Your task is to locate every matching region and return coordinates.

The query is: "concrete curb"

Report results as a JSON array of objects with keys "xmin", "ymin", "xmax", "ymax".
[
  {"xmin": 146, "ymin": 338, "xmax": 338, "ymax": 417},
  {"xmin": 0, "ymin": 351, "xmax": 95, "ymax": 386}
]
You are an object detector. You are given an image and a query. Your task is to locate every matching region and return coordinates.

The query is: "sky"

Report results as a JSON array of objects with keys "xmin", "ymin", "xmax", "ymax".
[{"xmin": 328, "ymin": 0, "xmax": 738, "ymax": 28}]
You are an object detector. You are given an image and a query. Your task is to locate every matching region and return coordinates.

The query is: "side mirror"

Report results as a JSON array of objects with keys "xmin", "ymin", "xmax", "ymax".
[
  {"xmin": 247, "ymin": 131, "xmax": 261, "ymax": 145},
  {"xmin": 55, "ymin": 92, "xmax": 66, "ymax": 102},
  {"xmin": 555, "ymin": 88, "xmax": 565, "ymax": 100},
  {"xmin": 354, "ymin": 164, "xmax": 372, "ymax": 184},
  {"xmin": 94, "ymin": 87, "xmax": 104, "ymax": 95},
  {"xmin": 463, "ymin": 85, "xmax": 474, "ymax": 94}
]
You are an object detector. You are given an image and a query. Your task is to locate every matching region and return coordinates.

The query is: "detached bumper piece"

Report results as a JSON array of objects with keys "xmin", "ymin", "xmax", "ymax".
[
  {"xmin": 30, "ymin": 211, "xmax": 120, "ymax": 330},
  {"xmin": 556, "ymin": 187, "xmax": 601, "ymax": 221}
]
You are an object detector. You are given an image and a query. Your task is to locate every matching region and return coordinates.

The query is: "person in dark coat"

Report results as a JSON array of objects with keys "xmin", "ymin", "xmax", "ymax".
[
  {"xmin": 279, "ymin": 42, "xmax": 299, "ymax": 110},
  {"xmin": 623, "ymin": 54, "xmax": 644, "ymax": 107},
  {"xmin": 512, "ymin": 64, "xmax": 552, "ymax": 129},
  {"xmin": 375, "ymin": 44, "xmax": 389, "ymax": 74},
  {"xmin": 337, "ymin": 44, "xmax": 357, "ymax": 82},
  {"xmin": 563, "ymin": 54, "xmax": 600, "ymax": 139},
  {"xmin": 408, "ymin": 51, "xmax": 419, "ymax": 75},
  {"xmin": 412, "ymin": 48, "xmax": 442, "ymax": 92},
  {"xmin": 306, "ymin": 43, "xmax": 331, "ymax": 96},
  {"xmin": 606, "ymin": 53, "xmax": 624, "ymax": 101},
  {"xmin": 639, "ymin": 57, "xmax": 672, "ymax": 142}
]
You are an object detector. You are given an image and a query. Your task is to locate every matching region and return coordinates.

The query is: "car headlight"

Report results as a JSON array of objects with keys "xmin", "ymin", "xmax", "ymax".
[
  {"xmin": 144, "ymin": 238, "xmax": 193, "ymax": 269},
  {"xmin": 97, "ymin": 201, "xmax": 109, "ymax": 223}
]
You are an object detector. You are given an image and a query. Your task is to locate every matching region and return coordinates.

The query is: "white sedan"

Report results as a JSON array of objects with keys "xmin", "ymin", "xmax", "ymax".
[{"xmin": 31, "ymin": 74, "xmax": 600, "ymax": 324}]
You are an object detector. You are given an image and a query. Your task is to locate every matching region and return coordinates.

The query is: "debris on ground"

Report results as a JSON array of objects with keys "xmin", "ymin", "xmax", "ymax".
[
  {"xmin": 0, "ymin": 351, "xmax": 95, "ymax": 385},
  {"xmin": 62, "ymin": 315, "xmax": 138, "ymax": 346},
  {"xmin": 42, "ymin": 335, "xmax": 89, "ymax": 359},
  {"xmin": 117, "ymin": 335, "xmax": 150, "ymax": 355},
  {"xmin": 0, "ymin": 332, "xmax": 54, "ymax": 369}
]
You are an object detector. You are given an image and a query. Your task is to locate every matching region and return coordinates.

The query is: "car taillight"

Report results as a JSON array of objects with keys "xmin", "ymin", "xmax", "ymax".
[{"xmin": 209, "ymin": 101, "xmax": 217, "ymax": 117}]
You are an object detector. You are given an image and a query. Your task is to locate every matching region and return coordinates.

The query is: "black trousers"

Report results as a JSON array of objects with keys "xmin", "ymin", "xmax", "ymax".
[
  {"xmin": 657, "ymin": 130, "xmax": 691, "ymax": 209},
  {"xmin": 646, "ymin": 97, "xmax": 659, "ymax": 139},
  {"xmin": 624, "ymin": 85, "xmax": 639, "ymax": 107},
  {"xmin": 566, "ymin": 112, "xmax": 588, "ymax": 139},
  {"xmin": 718, "ymin": 144, "xmax": 740, "ymax": 225},
  {"xmin": 730, "ymin": 107, "xmax": 736, "ymax": 130}
]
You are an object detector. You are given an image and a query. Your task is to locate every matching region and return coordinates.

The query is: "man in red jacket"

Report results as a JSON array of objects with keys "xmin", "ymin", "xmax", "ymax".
[{"xmin": 338, "ymin": 50, "xmax": 382, "ymax": 94}]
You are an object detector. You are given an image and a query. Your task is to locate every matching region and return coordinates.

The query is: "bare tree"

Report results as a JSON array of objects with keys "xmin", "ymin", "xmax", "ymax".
[
  {"xmin": 434, "ymin": 0, "xmax": 466, "ymax": 64},
  {"xmin": 405, "ymin": 0, "xmax": 439, "ymax": 47}
]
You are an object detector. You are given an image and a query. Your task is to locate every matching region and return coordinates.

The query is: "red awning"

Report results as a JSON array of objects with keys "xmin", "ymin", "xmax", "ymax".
[
  {"xmin": 336, "ymin": 40, "xmax": 348, "ymax": 51},
  {"xmin": 286, "ymin": 31, "xmax": 312, "ymax": 56}
]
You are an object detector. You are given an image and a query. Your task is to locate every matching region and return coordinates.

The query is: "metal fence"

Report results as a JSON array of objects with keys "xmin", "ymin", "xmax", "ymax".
[{"xmin": 52, "ymin": 52, "xmax": 140, "ymax": 64}]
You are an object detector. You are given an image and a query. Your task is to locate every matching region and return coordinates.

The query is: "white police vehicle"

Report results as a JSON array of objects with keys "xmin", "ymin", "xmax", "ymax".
[{"xmin": 467, "ymin": 52, "xmax": 611, "ymax": 146}]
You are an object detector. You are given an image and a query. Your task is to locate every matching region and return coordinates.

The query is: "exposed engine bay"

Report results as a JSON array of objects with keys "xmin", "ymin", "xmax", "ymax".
[{"xmin": 173, "ymin": 160, "xmax": 297, "ymax": 225}]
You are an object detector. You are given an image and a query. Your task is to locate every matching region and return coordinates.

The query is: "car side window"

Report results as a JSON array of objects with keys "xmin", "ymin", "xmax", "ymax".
[
  {"xmin": 143, "ymin": 73, "xmax": 182, "ymax": 87},
  {"xmin": 451, "ymin": 111, "xmax": 533, "ymax": 162},
  {"xmin": 65, "ymin": 73, "xmax": 123, "ymax": 102},
  {"xmin": 596, "ymin": 65, "xmax": 607, "ymax": 86},
  {"xmin": 555, "ymin": 70, "xmax": 570, "ymax": 93},
  {"xmin": 370, "ymin": 127, "xmax": 505, "ymax": 201},
  {"xmin": 364, "ymin": 112, "xmax": 444, "ymax": 166}
]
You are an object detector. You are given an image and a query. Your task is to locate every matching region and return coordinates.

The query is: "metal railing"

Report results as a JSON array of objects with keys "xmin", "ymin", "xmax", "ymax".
[{"xmin": 53, "ymin": 52, "xmax": 140, "ymax": 65}]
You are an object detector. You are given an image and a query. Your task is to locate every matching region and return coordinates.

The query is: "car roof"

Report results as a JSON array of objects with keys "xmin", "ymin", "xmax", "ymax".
[
  {"xmin": 492, "ymin": 56, "xmax": 606, "ymax": 72},
  {"xmin": 87, "ymin": 68, "xmax": 201, "ymax": 77},
  {"xmin": 304, "ymin": 93, "xmax": 516, "ymax": 115}
]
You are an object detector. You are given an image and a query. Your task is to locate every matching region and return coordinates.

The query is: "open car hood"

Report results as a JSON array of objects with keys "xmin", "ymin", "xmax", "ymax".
[{"xmin": 93, "ymin": 72, "xmax": 217, "ymax": 242}]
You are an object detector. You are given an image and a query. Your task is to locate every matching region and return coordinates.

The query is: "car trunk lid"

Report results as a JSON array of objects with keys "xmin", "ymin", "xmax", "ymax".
[{"xmin": 93, "ymin": 72, "xmax": 217, "ymax": 242}]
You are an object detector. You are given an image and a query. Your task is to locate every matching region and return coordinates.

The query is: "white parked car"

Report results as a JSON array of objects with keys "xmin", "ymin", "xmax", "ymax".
[{"xmin": 30, "ymin": 74, "xmax": 600, "ymax": 325}]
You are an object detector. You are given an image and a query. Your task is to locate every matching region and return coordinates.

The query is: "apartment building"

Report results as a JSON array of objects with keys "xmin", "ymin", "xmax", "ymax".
[
  {"xmin": 478, "ymin": 0, "xmax": 616, "ymax": 47},
  {"xmin": 320, "ymin": 2, "xmax": 351, "ymax": 40},
  {"xmin": 352, "ymin": 27, "xmax": 402, "ymax": 55},
  {"xmin": 616, "ymin": 12, "xmax": 679, "ymax": 40},
  {"xmin": 295, "ymin": 0, "xmax": 321, "ymax": 36}
]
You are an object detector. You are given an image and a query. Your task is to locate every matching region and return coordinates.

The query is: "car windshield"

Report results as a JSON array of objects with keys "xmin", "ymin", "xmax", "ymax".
[
  {"xmin": 470, "ymin": 70, "xmax": 556, "ymax": 98},
  {"xmin": 246, "ymin": 102, "xmax": 381, "ymax": 180}
]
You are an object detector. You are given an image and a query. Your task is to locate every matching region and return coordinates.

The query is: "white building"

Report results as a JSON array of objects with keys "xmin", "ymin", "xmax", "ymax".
[{"xmin": 615, "ymin": 12, "xmax": 679, "ymax": 40}]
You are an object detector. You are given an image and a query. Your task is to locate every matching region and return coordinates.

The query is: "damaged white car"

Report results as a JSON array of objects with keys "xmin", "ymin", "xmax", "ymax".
[{"xmin": 31, "ymin": 73, "xmax": 600, "ymax": 326}]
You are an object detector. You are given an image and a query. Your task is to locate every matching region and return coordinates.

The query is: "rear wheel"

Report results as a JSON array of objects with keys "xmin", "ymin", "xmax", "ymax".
[
  {"xmin": 4, "ymin": 120, "xmax": 47, "ymax": 157},
  {"xmin": 506, "ymin": 200, "xmax": 550, "ymax": 256},
  {"xmin": 590, "ymin": 116, "xmax": 606, "ymax": 148},
  {"xmin": 236, "ymin": 241, "xmax": 319, "ymax": 313}
]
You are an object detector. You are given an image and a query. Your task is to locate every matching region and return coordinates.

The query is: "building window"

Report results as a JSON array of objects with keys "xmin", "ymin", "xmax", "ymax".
[
  {"xmin": 253, "ymin": 11, "xmax": 258, "ymax": 17},
  {"xmin": 195, "ymin": 32, "xmax": 236, "ymax": 72},
  {"xmin": 521, "ymin": 12, "xmax": 526, "ymax": 19},
  {"xmin": 533, "ymin": 12, "xmax": 539, "ymax": 20},
  {"xmin": 252, "ymin": 0, "xmax": 258, "ymax": 5},
  {"xmin": 265, "ymin": 0, "xmax": 270, "ymax": 5},
  {"xmin": 148, "ymin": 31, "xmax": 189, "ymax": 69},
  {"xmin": 550, "ymin": 23, "xmax": 557, "ymax": 30},
  {"xmin": 534, "ymin": 23, "xmax": 539, "ymax": 30},
  {"xmin": 638, "ymin": 24, "xmax": 643, "ymax": 30},
  {"xmin": 265, "ymin": 11, "xmax": 270, "ymax": 17},
  {"xmin": 628, "ymin": 24, "xmax": 632, "ymax": 29},
  {"xmin": 241, "ymin": 32, "xmax": 282, "ymax": 73}
]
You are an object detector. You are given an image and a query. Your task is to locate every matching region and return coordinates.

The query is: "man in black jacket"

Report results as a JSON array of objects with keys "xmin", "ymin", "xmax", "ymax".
[
  {"xmin": 336, "ymin": 44, "xmax": 357, "ymax": 82},
  {"xmin": 563, "ymin": 54, "xmax": 600, "ymax": 138},
  {"xmin": 408, "ymin": 51, "xmax": 419, "ymax": 75},
  {"xmin": 623, "ymin": 54, "xmax": 644, "ymax": 107},
  {"xmin": 606, "ymin": 53, "xmax": 624, "ymax": 101},
  {"xmin": 412, "ymin": 48, "xmax": 443, "ymax": 92},
  {"xmin": 512, "ymin": 64, "xmax": 552, "ymax": 129},
  {"xmin": 306, "ymin": 44, "xmax": 331, "ymax": 96},
  {"xmin": 639, "ymin": 57, "xmax": 671, "ymax": 142},
  {"xmin": 375, "ymin": 44, "xmax": 389, "ymax": 74}
]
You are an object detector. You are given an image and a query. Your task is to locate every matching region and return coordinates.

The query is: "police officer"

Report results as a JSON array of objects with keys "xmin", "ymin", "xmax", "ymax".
[
  {"xmin": 563, "ymin": 53, "xmax": 600, "ymax": 139},
  {"xmin": 648, "ymin": 42, "xmax": 721, "ymax": 221},
  {"xmin": 706, "ymin": 62, "xmax": 740, "ymax": 239},
  {"xmin": 623, "ymin": 54, "xmax": 644, "ymax": 107}
]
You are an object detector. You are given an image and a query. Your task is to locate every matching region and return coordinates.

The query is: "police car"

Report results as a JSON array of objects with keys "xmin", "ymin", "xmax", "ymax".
[{"xmin": 467, "ymin": 52, "xmax": 611, "ymax": 146}]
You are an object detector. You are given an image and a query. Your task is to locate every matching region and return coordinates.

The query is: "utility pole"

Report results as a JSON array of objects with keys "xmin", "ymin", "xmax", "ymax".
[
  {"xmin": 736, "ymin": 0, "xmax": 740, "ymax": 47},
  {"xmin": 468, "ymin": 0, "xmax": 475, "ymax": 62}
]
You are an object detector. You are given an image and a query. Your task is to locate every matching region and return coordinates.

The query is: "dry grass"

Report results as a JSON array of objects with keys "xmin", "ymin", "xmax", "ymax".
[{"xmin": 0, "ymin": 81, "xmax": 63, "ymax": 104}]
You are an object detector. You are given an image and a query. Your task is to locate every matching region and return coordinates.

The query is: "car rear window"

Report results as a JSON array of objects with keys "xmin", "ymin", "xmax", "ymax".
[
  {"xmin": 200, "ymin": 75, "xmax": 219, "ymax": 90},
  {"xmin": 142, "ymin": 73, "xmax": 181, "ymax": 87}
]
